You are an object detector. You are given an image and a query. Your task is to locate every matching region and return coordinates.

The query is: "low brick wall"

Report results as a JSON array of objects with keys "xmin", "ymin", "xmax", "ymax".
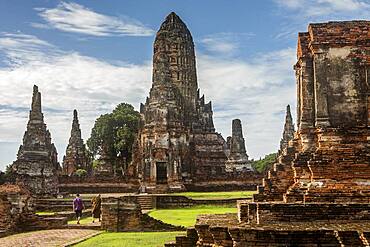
[
  {"xmin": 101, "ymin": 196, "xmax": 184, "ymax": 232},
  {"xmin": 0, "ymin": 184, "xmax": 68, "ymax": 237},
  {"xmin": 185, "ymin": 180, "xmax": 259, "ymax": 192},
  {"xmin": 156, "ymin": 195, "xmax": 246, "ymax": 209},
  {"xmin": 167, "ymin": 224, "xmax": 370, "ymax": 247},
  {"xmin": 35, "ymin": 198, "xmax": 92, "ymax": 212},
  {"xmin": 58, "ymin": 182, "xmax": 140, "ymax": 194},
  {"xmin": 238, "ymin": 201, "xmax": 370, "ymax": 224},
  {"xmin": 18, "ymin": 214, "xmax": 68, "ymax": 232}
]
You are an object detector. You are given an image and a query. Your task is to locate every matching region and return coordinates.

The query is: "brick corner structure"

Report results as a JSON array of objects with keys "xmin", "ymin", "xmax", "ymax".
[
  {"xmin": 0, "ymin": 184, "xmax": 67, "ymax": 237},
  {"xmin": 166, "ymin": 20, "xmax": 370, "ymax": 247}
]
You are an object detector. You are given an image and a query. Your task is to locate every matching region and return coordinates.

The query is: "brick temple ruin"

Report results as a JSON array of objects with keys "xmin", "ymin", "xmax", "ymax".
[
  {"xmin": 10, "ymin": 85, "xmax": 60, "ymax": 196},
  {"xmin": 132, "ymin": 12, "xmax": 255, "ymax": 192},
  {"xmin": 225, "ymin": 119, "xmax": 252, "ymax": 172},
  {"xmin": 279, "ymin": 105, "xmax": 295, "ymax": 153},
  {"xmin": 166, "ymin": 20, "xmax": 370, "ymax": 246},
  {"xmin": 7, "ymin": 13, "xmax": 260, "ymax": 196},
  {"xmin": 62, "ymin": 110, "xmax": 91, "ymax": 176}
]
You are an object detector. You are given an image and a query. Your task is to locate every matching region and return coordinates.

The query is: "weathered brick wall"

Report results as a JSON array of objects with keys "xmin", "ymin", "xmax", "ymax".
[
  {"xmin": 167, "ymin": 225, "xmax": 370, "ymax": 247},
  {"xmin": 101, "ymin": 196, "xmax": 184, "ymax": 232},
  {"xmin": 156, "ymin": 195, "xmax": 245, "ymax": 209},
  {"xmin": 255, "ymin": 20, "xmax": 370, "ymax": 204},
  {"xmin": 35, "ymin": 198, "xmax": 92, "ymax": 212},
  {"xmin": 238, "ymin": 201, "xmax": 370, "ymax": 224},
  {"xmin": 0, "ymin": 184, "xmax": 67, "ymax": 237},
  {"xmin": 58, "ymin": 175, "xmax": 140, "ymax": 194}
]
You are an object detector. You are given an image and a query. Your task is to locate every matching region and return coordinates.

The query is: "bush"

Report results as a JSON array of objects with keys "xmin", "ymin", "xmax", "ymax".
[{"xmin": 75, "ymin": 169, "xmax": 87, "ymax": 177}]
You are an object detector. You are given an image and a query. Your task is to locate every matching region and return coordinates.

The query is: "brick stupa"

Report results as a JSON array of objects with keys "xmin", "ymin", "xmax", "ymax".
[
  {"xmin": 11, "ymin": 85, "xmax": 60, "ymax": 195},
  {"xmin": 225, "ymin": 119, "xmax": 252, "ymax": 172},
  {"xmin": 62, "ymin": 109, "xmax": 90, "ymax": 176}
]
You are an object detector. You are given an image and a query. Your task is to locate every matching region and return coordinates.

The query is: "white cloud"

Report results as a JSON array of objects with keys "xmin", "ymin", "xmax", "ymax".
[
  {"xmin": 0, "ymin": 32, "xmax": 61, "ymax": 66},
  {"xmin": 273, "ymin": 0, "xmax": 370, "ymax": 40},
  {"xmin": 0, "ymin": 32, "xmax": 297, "ymax": 170},
  {"xmin": 33, "ymin": 2, "xmax": 154, "ymax": 37},
  {"xmin": 0, "ymin": 32, "xmax": 152, "ymax": 169},
  {"xmin": 199, "ymin": 32, "xmax": 254, "ymax": 56},
  {"xmin": 197, "ymin": 48, "xmax": 296, "ymax": 160},
  {"xmin": 274, "ymin": 0, "xmax": 370, "ymax": 18}
]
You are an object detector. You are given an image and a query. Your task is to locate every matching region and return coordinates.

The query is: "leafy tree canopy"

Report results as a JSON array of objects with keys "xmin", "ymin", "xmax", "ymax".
[
  {"xmin": 251, "ymin": 153, "xmax": 277, "ymax": 173},
  {"xmin": 87, "ymin": 103, "xmax": 140, "ymax": 164}
]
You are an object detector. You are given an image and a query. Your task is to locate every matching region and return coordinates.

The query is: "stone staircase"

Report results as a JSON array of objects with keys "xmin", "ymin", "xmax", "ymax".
[
  {"xmin": 35, "ymin": 198, "xmax": 92, "ymax": 212},
  {"xmin": 137, "ymin": 195, "xmax": 155, "ymax": 210},
  {"xmin": 335, "ymin": 231, "xmax": 368, "ymax": 247}
]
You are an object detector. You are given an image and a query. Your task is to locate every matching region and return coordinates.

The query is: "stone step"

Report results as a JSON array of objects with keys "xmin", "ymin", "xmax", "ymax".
[
  {"xmin": 137, "ymin": 195, "xmax": 154, "ymax": 210},
  {"xmin": 335, "ymin": 231, "xmax": 366, "ymax": 247}
]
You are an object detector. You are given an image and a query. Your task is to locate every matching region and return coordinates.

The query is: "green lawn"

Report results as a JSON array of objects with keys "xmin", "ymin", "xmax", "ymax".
[
  {"xmin": 35, "ymin": 212, "xmax": 56, "ymax": 216},
  {"xmin": 68, "ymin": 216, "xmax": 94, "ymax": 225},
  {"xmin": 74, "ymin": 231, "xmax": 185, "ymax": 247},
  {"xmin": 172, "ymin": 190, "xmax": 256, "ymax": 200},
  {"xmin": 148, "ymin": 205, "xmax": 237, "ymax": 227}
]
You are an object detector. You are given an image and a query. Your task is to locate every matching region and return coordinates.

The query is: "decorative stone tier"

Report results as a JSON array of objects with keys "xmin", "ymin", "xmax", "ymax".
[
  {"xmin": 166, "ymin": 213, "xmax": 370, "ymax": 246},
  {"xmin": 238, "ymin": 201, "xmax": 370, "ymax": 224}
]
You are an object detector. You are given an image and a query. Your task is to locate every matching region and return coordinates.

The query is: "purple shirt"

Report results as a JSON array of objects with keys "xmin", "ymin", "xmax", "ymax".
[{"xmin": 73, "ymin": 197, "xmax": 84, "ymax": 211}]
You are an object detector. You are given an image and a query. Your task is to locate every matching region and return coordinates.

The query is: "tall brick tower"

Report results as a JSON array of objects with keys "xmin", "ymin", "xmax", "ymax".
[
  {"xmin": 11, "ymin": 85, "xmax": 60, "ymax": 195},
  {"xmin": 132, "ymin": 12, "xmax": 227, "ymax": 192},
  {"xmin": 62, "ymin": 110, "xmax": 90, "ymax": 176}
]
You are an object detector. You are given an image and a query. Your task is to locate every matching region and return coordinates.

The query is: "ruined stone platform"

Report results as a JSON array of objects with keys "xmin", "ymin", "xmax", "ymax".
[
  {"xmin": 166, "ymin": 212, "xmax": 370, "ymax": 246},
  {"xmin": 165, "ymin": 19, "xmax": 370, "ymax": 247}
]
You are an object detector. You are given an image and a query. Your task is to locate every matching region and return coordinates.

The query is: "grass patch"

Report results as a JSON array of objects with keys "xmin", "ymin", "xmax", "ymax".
[
  {"xmin": 68, "ymin": 216, "xmax": 93, "ymax": 225},
  {"xmin": 35, "ymin": 212, "xmax": 56, "ymax": 215},
  {"xmin": 148, "ymin": 205, "xmax": 237, "ymax": 227},
  {"xmin": 73, "ymin": 231, "xmax": 185, "ymax": 247},
  {"xmin": 172, "ymin": 191, "xmax": 256, "ymax": 200}
]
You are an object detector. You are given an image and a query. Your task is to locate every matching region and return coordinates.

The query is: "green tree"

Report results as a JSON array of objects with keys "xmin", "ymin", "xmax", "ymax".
[
  {"xmin": 87, "ymin": 103, "xmax": 140, "ymax": 175},
  {"xmin": 0, "ymin": 165, "xmax": 16, "ymax": 184},
  {"xmin": 251, "ymin": 153, "xmax": 277, "ymax": 173}
]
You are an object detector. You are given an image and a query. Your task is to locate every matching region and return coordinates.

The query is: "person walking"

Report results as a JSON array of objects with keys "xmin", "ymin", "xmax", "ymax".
[
  {"xmin": 73, "ymin": 194, "xmax": 84, "ymax": 224},
  {"xmin": 91, "ymin": 194, "xmax": 102, "ymax": 223}
]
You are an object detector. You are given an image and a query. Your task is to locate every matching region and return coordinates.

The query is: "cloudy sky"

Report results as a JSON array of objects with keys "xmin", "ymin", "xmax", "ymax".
[{"xmin": 0, "ymin": 0, "xmax": 369, "ymax": 171}]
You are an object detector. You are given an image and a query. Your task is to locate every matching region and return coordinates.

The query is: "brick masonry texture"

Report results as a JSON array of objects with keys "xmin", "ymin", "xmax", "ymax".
[{"xmin": 165, "ymin": 20, "xmax": 370, "ymax": 247}]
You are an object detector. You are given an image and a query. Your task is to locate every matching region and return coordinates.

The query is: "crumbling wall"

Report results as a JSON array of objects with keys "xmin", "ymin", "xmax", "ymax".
[
  {"xmin": 101, "ymin": 196, "xmax": 184, "ymax": 232},
  {"xmin": 0, "ymin": 184, "xmax": 67, "ymax": 237}
]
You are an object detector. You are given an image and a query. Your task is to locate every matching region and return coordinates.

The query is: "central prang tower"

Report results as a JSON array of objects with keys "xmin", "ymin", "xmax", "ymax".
[
  {"xmin": 132, "ymin": 12, "xmax": 227, "ymax": 192},
  {"xmin": 153, "ymin": 12, "xmax": 198, "ymax": 112}
]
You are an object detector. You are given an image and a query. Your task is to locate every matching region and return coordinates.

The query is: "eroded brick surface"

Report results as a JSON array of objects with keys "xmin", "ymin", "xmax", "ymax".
[
  {"xmin": 10, "ymin": 85, "xmax": 60, "ymax": 196},
  {"xmin": 62, "ymin": 110, "xmax": 90, "ymax": 176},
  {"xmin": 166, "ymin": 20, "xmax": 370, "ymax": 247},
  {"xmin": 131, "ymin": 12, "xmax": 259, "ymax": 192}
]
